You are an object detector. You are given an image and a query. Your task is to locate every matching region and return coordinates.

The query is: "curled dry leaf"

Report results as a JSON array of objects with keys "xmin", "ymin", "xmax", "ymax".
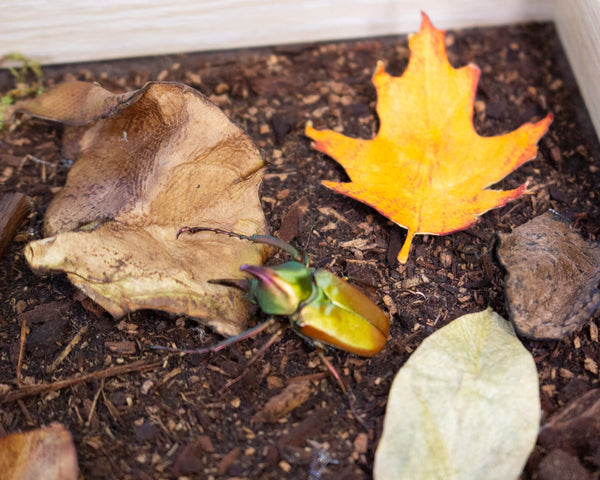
[
  {"xmin": 0, "ymin": 423, "xmax": 79, "ymax": 480},
  {"xmin": 374, "ymin": 308, "xmax": 540, "ymax": 480},
  {"xmin": 15, "ymin": 81, "xmax": 269, "ymax": 336},
  {"xmin": 306, "ymin": 13, "xmax": 551, "ymax": 263},
  {"xmin": 496, "ymin": 211, "xmax": 600, "ymax": 340}
]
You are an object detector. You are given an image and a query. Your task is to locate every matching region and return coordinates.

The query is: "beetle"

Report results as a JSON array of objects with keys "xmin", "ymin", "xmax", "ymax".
[
  {"xmin": 171, "ymin": 226, "xmax": 390, "ymax": 358},
  {"xmin": 153, "ymin": 226, "xmax": 390, "ymax": 422}
]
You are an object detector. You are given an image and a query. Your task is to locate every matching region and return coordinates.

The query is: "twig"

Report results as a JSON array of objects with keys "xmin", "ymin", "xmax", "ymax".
[
  {"xmin": 16, "ymin": 319, "xmax": 27, "ymax": 388},
  {"xmin": 86, "ymin": 379, "xmax": 103, "ymax": 427},
  {"xmin": 101, "ymin": 388, "xmax": 123, "ymax": 426},
  {"xmin": 17, "ymin": 399, "xmax": 34, "ymax": 425},
  {"xmin": 47, "ymin": 324, "xmax": 89, "ymax": 373},
  {"xmin": 1, "ymin": 359, "xmax": 161, "ymax": 403}
]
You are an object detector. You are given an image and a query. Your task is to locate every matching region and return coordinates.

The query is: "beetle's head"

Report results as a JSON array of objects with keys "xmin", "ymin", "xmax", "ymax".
[{"xmin": 241, "ymin": 261, "xmax": 314, "ymax": 316}]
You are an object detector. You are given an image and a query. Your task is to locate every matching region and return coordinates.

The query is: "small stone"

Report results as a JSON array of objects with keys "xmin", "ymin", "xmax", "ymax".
[
  {"xmin": 303, "ymin": 94, "xmax": 320, "ymax": 105},
  {"xmin": 584, "ymin": 358, "xmax": 598, "ymax": 375},
  {"xmin": 439, "ymin": 251, "xmax": 452, "ymax": 268},
  {"xmin": 353, "ymin": 433, "xmax": 368, "ymax": 454},
  {"xmin": 266, "ymin": 375, "xmax": 284, "ymax": 390},
  {"xmin": 15, "ymin": 300, "xmax": 27, "ymax": 314},
  {"xmin": 141, "ymin": 380, "xmax": 154, "ymax": 395},
  {"xmin": 215, "ymin": 83, "xmax": 229, "ymax": 94},
  {"xmin": 134, "ymin": 422, "xmax": 160, "ymax": 443}
]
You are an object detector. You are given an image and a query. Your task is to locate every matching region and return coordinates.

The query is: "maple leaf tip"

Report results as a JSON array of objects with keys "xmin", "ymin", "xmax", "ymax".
[
  {"xmin": 420, "ymin": 11, "xmax": 432, "ymax": 26},
  {"xmin": 419, "ymin": 11, "xmax": 442, "ymax": 34},
  {"xmin": 541, "ymin": 112, "xmax": 554, "ymax": 129}
]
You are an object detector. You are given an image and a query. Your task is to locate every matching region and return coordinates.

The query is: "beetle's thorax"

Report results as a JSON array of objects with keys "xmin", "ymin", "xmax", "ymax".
[{"xmin": 242, "ymin": 261, "xmax": 315, "ymax": 316}]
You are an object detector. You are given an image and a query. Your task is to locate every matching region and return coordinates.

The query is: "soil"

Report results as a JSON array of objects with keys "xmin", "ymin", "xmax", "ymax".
[{"xmin": 1, "ymin": 20, "xmax": 600, "ymax": 480}]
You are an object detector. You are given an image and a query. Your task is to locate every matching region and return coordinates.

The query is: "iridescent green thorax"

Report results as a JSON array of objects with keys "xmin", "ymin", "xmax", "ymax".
[{"xmin": 241, "ymin": 261, "xmax": 315, "ymax": 315}]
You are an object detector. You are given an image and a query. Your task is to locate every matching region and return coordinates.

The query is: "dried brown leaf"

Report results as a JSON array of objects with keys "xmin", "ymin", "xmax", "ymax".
[
  {"xmin": 0, "ymin": 423, "xmax": 79, "ymax": 480},
  {"xmin": 496, "ymin": 211, "xmax": 600, "ymax": 340},
  {"xmin": 12, "ymin": 81, "xmax": 135, "ymax": 125},
  {"xmin": 17, "ymin": 81, "xmax": 269, "ymax": 336}
]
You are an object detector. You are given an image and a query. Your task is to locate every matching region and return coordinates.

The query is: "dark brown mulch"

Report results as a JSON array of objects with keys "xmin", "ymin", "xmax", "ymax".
[{"xmin": 1, "ymin": 20, "xmax": 600, "ymax": 479}]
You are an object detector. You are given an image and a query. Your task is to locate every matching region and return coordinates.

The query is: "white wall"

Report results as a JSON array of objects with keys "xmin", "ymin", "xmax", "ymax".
[
  {"xmin": 2, "ymin": 0, "xmax": 553, "ymax": 65},
  {"xmin": 4, "ymin": 0, "xmax": 600, "ymax": 137}
]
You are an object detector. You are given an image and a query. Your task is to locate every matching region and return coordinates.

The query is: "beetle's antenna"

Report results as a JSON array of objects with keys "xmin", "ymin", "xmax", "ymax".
[
  {"xmin": 218, "ymin": 327, "xmax": 284, "ymax": 396},
  {"xmin": 150, "ymin": 318, "xmax": 277, "ymax": 355},
  {"xmin": 317, "ymin": 351, "xmax": 371, "ymax": 429},
  {"xmin": 297, "ymin": 224, "xmax": 318, "ymax": 267},
  {"xmin": 177, "ymin": 226, "xmax": 306, "ymax": 263}
]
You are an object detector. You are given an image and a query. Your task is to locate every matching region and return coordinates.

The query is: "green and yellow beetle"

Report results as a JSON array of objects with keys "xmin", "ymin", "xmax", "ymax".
[{"xmin": 170, "ymin": 226, "xmax": 390, "ymax": 357}]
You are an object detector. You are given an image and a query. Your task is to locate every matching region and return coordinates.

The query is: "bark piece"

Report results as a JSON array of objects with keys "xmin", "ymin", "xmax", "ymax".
[
  {"xmin": 0, "ymin": 192, "xmax": 29, "ymax": 259},
  {"xmin": 537, "ymin": 449, "xmax": 594, "ymax": 480},
  {"xmin": 538, "ymin": 388, "xmax": 600, "ymax": 455}
]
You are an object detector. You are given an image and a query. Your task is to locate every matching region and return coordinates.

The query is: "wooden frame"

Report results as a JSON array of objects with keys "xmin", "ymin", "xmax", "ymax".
[{"xmin": 2, "ymin": 1, "xmax": 599, "ymax": 136}]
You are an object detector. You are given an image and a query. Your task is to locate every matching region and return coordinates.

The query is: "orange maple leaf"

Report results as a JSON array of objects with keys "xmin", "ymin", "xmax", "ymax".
[{"xmin": 305, "ymin": 13, "xmax": 552, "ymax": 264}]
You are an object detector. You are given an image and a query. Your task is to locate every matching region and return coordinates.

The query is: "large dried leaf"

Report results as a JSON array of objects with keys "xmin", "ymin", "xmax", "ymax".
[
  {"xmin": 0, "ymin": 423, "xmax": 79, "ymax": 480},
  {"xmin": 16, "ymin": 81, "xmax": 269, "ymax": 336},
  {"xmin": 374, "ymin": 308, "xmax": 540, "ymax": 480},
  {"xmin": 496, "ymin": 211, "xmax": 600, "ymax": 340},
  {"xmin": 305, "ymin": 13, "xmax": 552, "ymax": 263}
]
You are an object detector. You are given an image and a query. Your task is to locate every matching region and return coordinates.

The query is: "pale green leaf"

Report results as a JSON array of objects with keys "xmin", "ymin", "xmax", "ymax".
[{"xmin": 374, "ymin": 308, "xmax": 539, "ymax": 480}]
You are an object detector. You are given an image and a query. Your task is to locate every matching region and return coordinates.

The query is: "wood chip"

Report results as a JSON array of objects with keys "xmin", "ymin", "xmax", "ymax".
[
  {"xmin": 104, "ymin": 340, "xmax": 136, "ymax": 355},
  {"xmin": 276, "ymin": 196, "xmax": 309, "ymax": 243},
  {"xmin": 251, "ymin": 379, "xmax": 313, "ymax": 423},
  {"xmin": 0, "ymin": 192, "xmax": 29, "ymax": 259},
  {"xmin": 217, "ymin": 447, "xmax": 241, "ymax": 476}
]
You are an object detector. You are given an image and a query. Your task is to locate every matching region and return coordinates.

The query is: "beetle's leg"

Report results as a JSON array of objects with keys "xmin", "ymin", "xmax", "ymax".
[
  {"xmin": 151, "ymin": 317, "xmax": 278, "ymax": 355},
  {"xmin": 218, "ymin": 327, "xmax": 284, "ymax": 396},
  {"xmin": 317, "ymin": 351, "xmax": 371, "ymax": 429},
  {"xmin": 317, "ymin": 350, "xmax": 346, "ymax": 393},
  {"xmin": 177, "ymin": 226, "xmax": 308, "ymax": 264}
]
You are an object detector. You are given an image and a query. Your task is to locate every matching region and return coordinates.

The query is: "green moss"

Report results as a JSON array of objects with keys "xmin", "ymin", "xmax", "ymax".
[{"xmin": 0, "ymin": 52, "xmax": 44, "ymax": 129}]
